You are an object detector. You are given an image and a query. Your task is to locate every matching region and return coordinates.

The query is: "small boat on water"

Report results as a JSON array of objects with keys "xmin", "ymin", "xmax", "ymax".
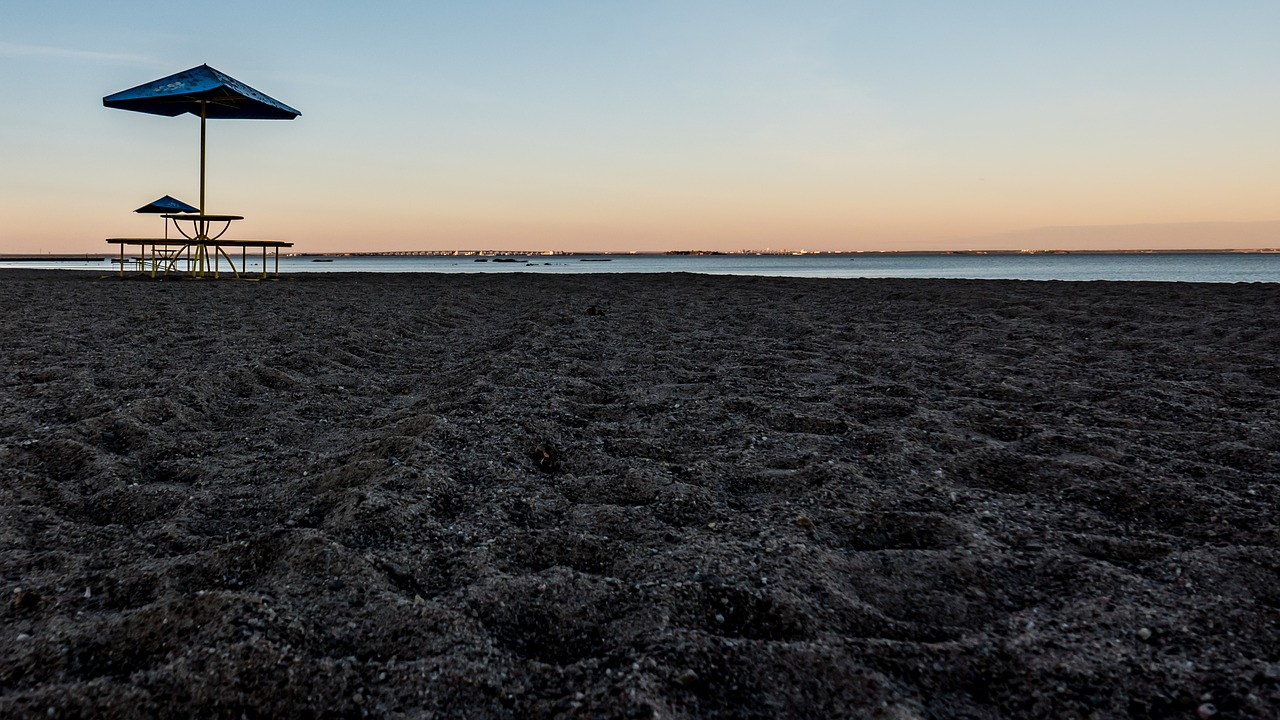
[{"xmin": 311, "ymin": 258, "xmax": 334, "ymax": 263}]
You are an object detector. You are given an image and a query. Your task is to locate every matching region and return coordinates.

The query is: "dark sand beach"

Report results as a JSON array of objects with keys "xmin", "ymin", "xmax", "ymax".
[{"xmin": 1, "ymin": 270, "xmax": 1277, "ymax": 718}]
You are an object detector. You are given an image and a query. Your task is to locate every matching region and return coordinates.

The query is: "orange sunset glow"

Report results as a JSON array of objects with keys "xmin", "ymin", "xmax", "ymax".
[{"xmin": 2, "ymin": 3, "xmax": 1278, "ymax": 255}]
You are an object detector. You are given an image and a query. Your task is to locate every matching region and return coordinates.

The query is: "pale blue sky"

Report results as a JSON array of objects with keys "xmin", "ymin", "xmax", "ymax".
[{"xmin": 2, "ymin": 1, "xmax": 1277, "ymax": 253}]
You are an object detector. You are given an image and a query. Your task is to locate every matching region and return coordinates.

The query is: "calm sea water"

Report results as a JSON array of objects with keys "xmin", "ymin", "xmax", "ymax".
[{"xmin": 5, "ymin": 252, "xmax": 1279, "ymax": 283}]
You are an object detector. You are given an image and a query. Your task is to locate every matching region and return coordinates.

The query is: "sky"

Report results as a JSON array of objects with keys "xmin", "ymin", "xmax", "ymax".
[{"xmin": 1, "ymin": 1, "xmax": 1278, "ymax": 254}]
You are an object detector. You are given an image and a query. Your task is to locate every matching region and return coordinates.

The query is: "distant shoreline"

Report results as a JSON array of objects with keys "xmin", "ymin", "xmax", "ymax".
[
  {"xmin": 0, "ymin": 255, "xmax": 111, "ymax": 262},
  {"xmin": 4, "ymin": 248, "xmax": 1277, "ymax": 262},
  {"xmin": 292, "ymin": 248, "xmax": 1280, "ymax": 258}
]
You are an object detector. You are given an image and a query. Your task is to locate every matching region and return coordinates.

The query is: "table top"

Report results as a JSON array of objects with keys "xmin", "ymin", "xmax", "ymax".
[
  {"xmin": 106, "ymin": 238, "xmax": 293, "ymax": 248},
  {"xmin": 162, "ymin": 214, "xmax": 245, "ymax": 221}
]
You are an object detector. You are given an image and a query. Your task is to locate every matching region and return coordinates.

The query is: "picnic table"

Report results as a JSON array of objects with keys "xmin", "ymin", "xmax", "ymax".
[{"xmin": 105, "ymin": 215, "xmax": 292, "ymax": 279}]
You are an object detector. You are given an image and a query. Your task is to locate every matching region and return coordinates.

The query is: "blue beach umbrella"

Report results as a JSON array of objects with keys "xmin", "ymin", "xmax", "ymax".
[
  {"xmin": 134, "ymin": 195, "xmax": 199, "ymax": 214},
  {"xmin": 134, "ymin": 195, "xmax": 198, "ymax": 239},
  {"xmin": 104, "ymin": 64, "xmax": 301, "ymax": 215}
]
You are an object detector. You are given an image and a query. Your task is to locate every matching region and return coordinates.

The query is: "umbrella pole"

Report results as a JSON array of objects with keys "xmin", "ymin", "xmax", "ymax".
[
  {"xmin": 198, "ymin": 101, "xmax": 207, "ymax": 278},
  {"xmin": 199, "ymin": 101, "xmax": 207, "ymax": 215}
]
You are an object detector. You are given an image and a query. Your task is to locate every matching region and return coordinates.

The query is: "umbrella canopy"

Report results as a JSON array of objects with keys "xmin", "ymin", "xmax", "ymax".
[
  {"xmin": 103, "ymin": 64, "xmax": 299, "ymax": 215},
  {"xmin": 134, "ymin": 195, "xmax": 199, "ymax": 239},
  {"xmin": 103, "ymin": 64, "xmax": 300, "ymax": 120},
  {"xmin": 134, "ymin": 195, "xmax": 199, "ymax": 214}
]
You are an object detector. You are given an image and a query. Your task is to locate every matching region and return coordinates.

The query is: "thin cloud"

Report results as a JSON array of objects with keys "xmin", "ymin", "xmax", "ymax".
[{"xmin": 0, "ymin": 41, "xmax": 156, "ymax": 66}]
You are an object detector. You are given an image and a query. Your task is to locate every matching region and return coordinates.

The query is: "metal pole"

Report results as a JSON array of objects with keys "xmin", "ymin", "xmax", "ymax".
[{"xmin": 199, "ymin": 101, "xmax": 207, "ymax": 215}]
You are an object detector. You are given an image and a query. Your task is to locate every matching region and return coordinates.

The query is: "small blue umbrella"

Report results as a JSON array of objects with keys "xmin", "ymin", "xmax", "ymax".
[
  {"xmin": 135, "ymin": 195, "xmax": 199, "ymax": 214},
  {"xmin": 135, "ymin": 195, "xmax": 199, "ymax": 239},
  {"xmin": 104, "ymin": 65, "xmax": 300, "ymax": 214}
]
